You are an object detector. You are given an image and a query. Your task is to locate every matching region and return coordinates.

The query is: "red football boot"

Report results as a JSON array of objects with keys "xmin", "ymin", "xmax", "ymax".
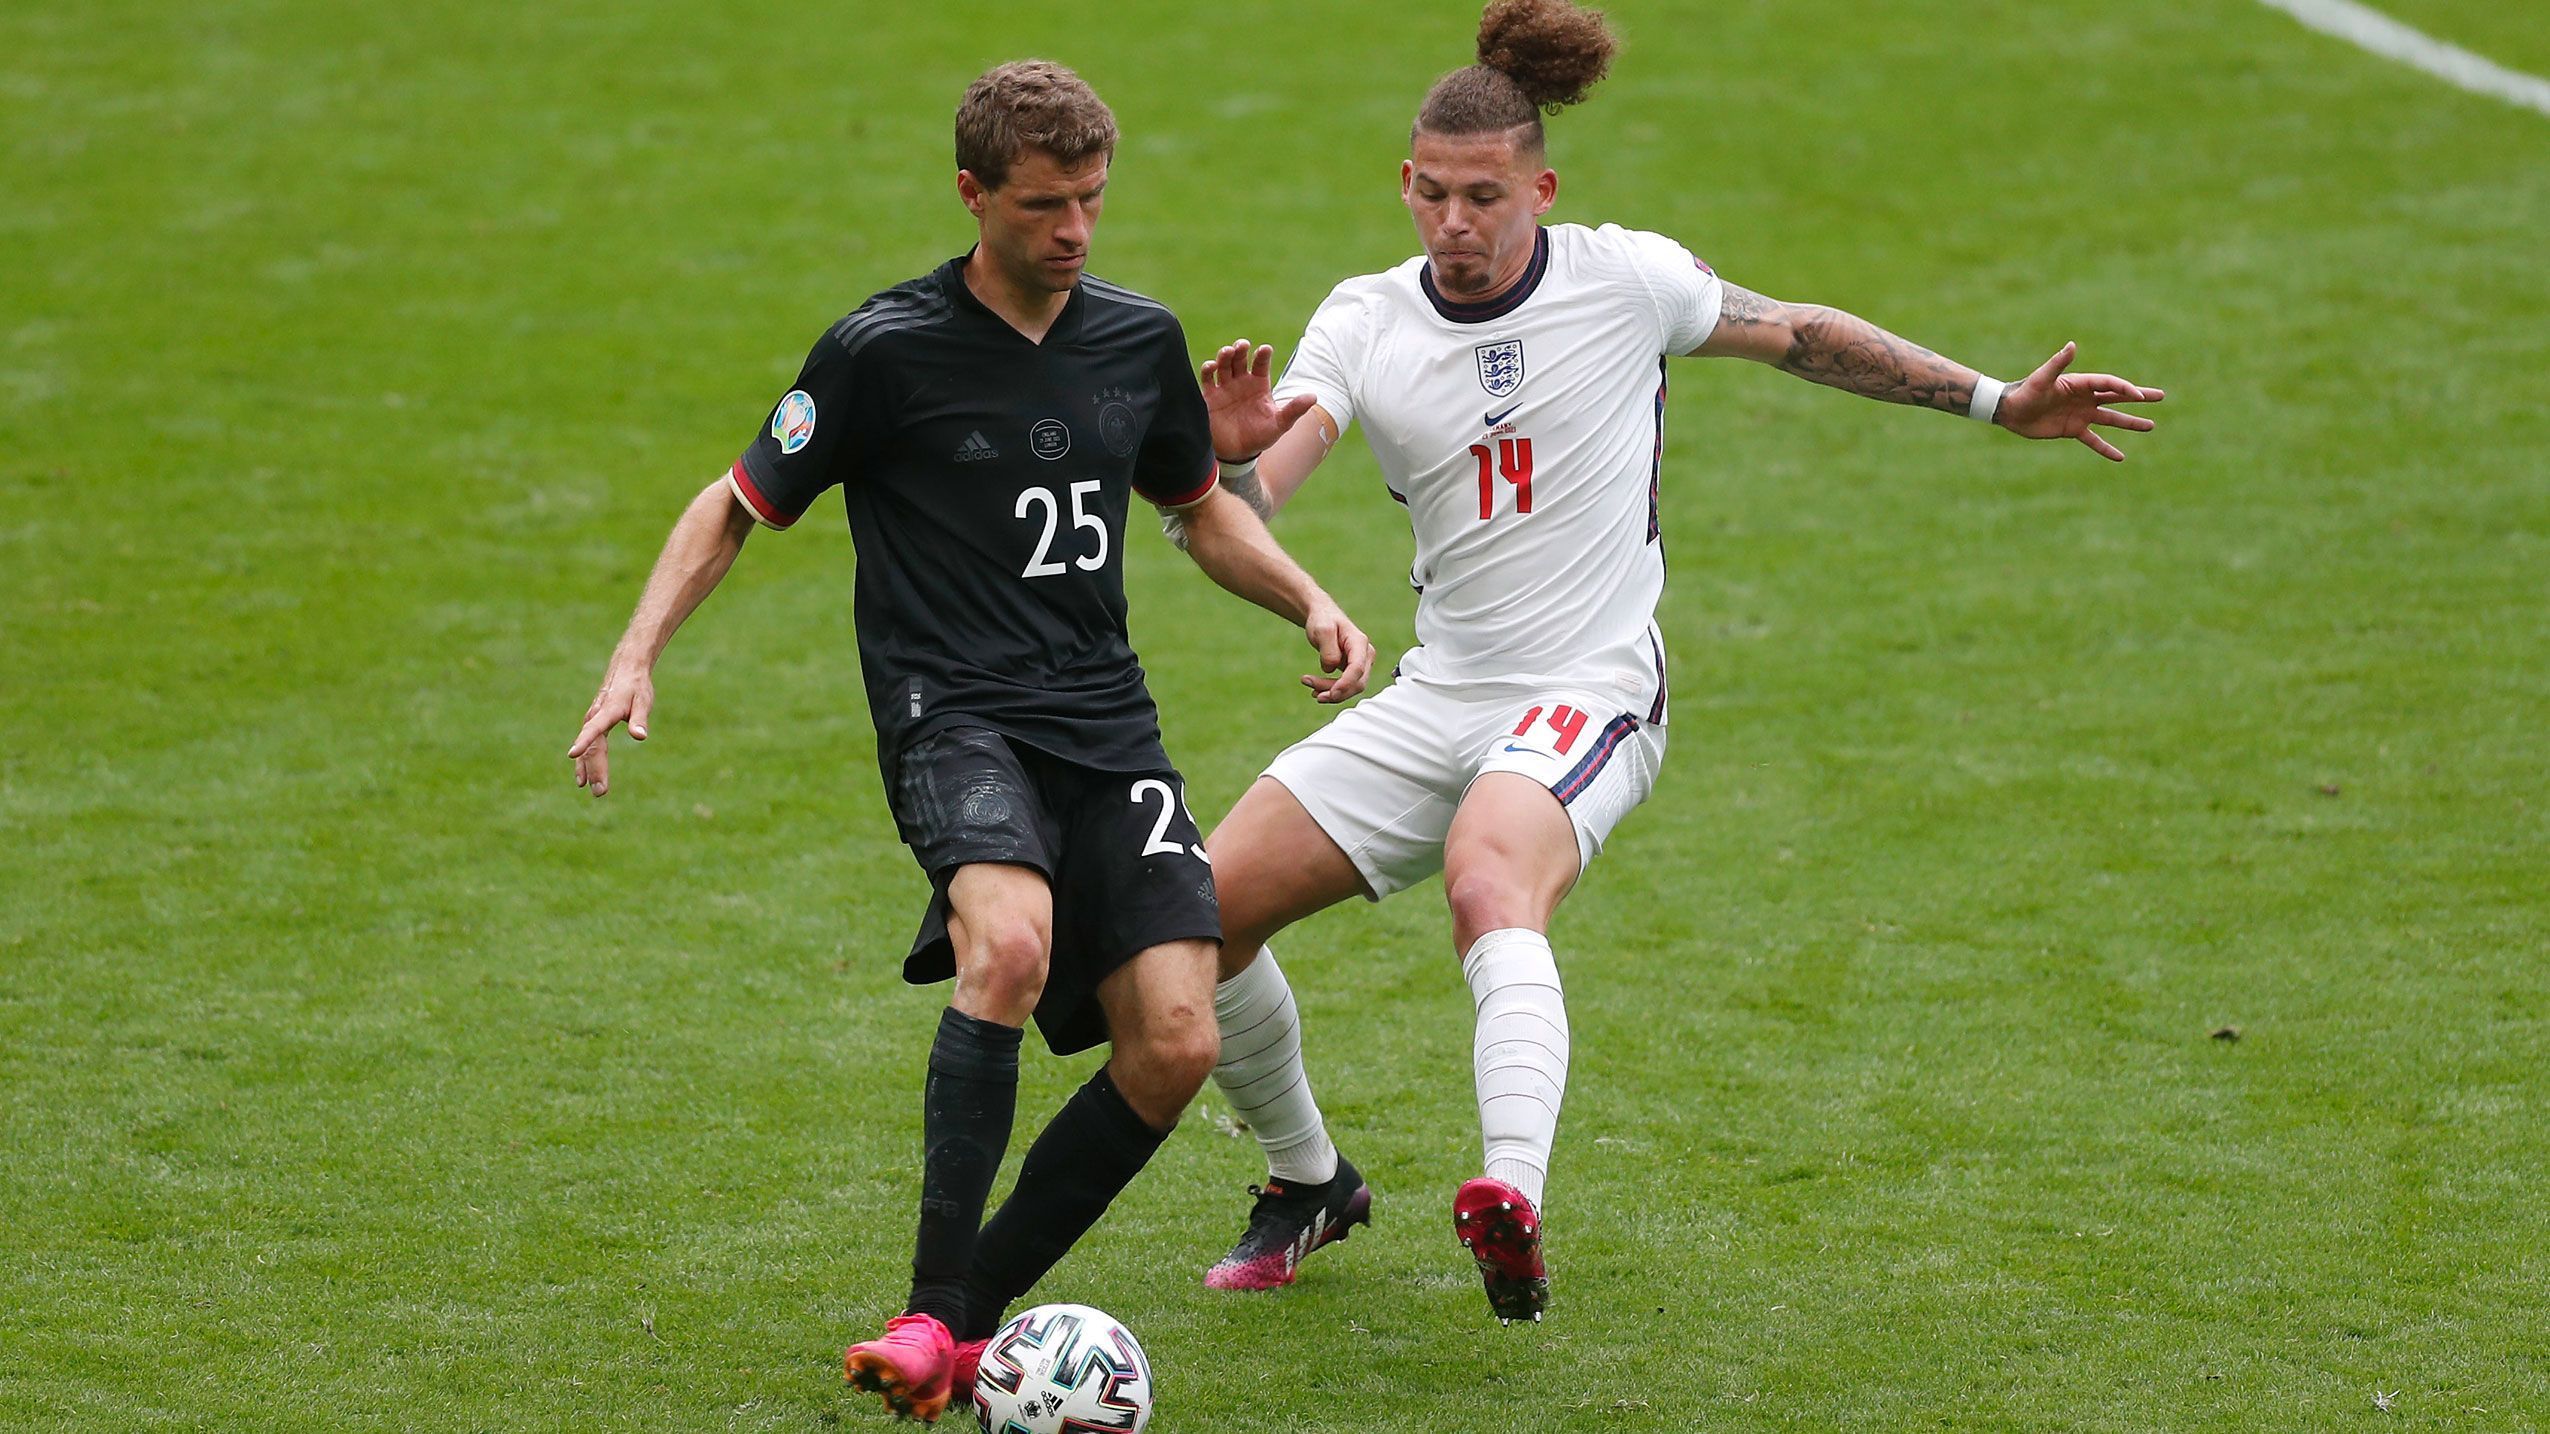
[
  {"xmin": 950, "ymin": 1338, "xmax": 989, "ymax": 1404},
  {"xmin": 1452, "ymin": 1176, "xmax": 1548, "ymax": 1324},
  {"xmin": 843, "ymin": 1312, "xmax": 956, "ymax": 1422}
]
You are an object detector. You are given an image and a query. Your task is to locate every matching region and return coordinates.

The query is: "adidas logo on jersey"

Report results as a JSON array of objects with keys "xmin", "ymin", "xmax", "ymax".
[{"xmin": 955, "ymin": 430, "xmax": 999, "ymax": 462}]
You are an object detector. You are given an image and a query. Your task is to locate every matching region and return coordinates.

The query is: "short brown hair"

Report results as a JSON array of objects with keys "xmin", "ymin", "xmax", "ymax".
[
  {"xmin": 955, "ymin": 60, "xmax": 1118, "ymax": 190},
  {"xmin": 1415, "ymin": 0, "xmax": 1618, "ymax": 148}
]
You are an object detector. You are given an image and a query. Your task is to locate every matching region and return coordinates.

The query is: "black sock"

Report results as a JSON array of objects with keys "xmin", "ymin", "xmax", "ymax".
[
  {"xmin": 960, "ymin": 1065, "xmax": 1168, "ymax": 1338},
  {"xmin": 905, "ymin": 1007, "xmax": 1022, "ymax": 1328}
]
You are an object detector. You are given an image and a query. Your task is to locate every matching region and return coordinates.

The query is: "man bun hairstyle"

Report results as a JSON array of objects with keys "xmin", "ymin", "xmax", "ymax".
[
  {"xmin": 956, "ymin": 60, "xmax": 1118, "ymax": 190},
  {"xmin": 1416, "ymin": 0, "xmax": 1618, "ymax": 144}
]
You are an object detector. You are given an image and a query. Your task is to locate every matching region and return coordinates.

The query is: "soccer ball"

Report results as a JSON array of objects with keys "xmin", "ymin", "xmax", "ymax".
[{"xmin": 969, "ymin": 1303, "xmax": 1153, "ymax": 1433}]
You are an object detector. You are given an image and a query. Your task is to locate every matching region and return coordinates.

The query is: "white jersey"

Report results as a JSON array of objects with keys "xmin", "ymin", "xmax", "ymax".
[{"xmin": 1274, "ymin": 222, "xmax": 1721, "ymax": 723}]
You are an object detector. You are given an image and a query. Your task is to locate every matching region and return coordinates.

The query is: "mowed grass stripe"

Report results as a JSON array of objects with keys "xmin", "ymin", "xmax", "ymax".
[{"xmin": 2253, "ymin": 0, "xmax": 2550, "ymax": 117}]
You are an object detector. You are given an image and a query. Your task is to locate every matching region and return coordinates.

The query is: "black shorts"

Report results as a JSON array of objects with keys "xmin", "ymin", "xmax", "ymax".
[{"xmin": 888, "ymin": 726, "xmax": 1221, "ymax": 1055}]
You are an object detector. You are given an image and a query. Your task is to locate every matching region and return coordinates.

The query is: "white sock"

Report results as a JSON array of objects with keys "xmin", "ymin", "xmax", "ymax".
[
  {"xmin": 1211, "ymin": 948, "xmax": 1340, "ymax": 1186},
  {"xmin": 1463, "ymin": 928, "xmax": 1568, "ymax": 1210}
]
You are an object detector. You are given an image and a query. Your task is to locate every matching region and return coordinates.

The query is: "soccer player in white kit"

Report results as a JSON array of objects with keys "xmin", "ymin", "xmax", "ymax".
[{"xmin": 1182, "ymin": 0, "xmax": 2166, "ymax": 1323}]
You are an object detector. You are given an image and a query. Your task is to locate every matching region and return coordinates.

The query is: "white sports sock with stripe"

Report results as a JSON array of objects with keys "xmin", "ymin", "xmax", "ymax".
[
  {"xmin": 1463, "ymin": 927, "xmax": 1568, "ymax": 1209},
  {"xmin": 1210, "ymin": 948, "xmax": 1341, "ymax": 1187}
]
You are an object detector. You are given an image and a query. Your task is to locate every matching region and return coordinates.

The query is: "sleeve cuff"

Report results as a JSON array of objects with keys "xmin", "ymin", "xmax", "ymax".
[
  {"xmin": 726, "ymin": 458, "xmax": 795, "ymax": 530},
  {"xmin": 1274, "ymin": 385, "xmax": 1348, "ymax": 437},
  {"xmin": 1145, "ymin": 460, "xmax": 1219, "ymax": 513}
]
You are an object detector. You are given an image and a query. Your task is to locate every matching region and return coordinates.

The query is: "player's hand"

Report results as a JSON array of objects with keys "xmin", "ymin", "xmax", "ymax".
[
  {"xmin": 1201, "ymin": 339, "xmax": 1317, "ymax": 461},
  {"xmin": 1300, "ymin": 600, "xmax": 1373, "ymax": 705},
  {"xmin": 568, "ymin": 668, "xmax": 654, "ymax": 797},
  {"xmin": 1995, "ymin": 342, "xmax": 2166, "ymax": 462}
]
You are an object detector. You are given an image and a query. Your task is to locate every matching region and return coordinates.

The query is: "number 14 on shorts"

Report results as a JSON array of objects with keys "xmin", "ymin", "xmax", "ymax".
[{"xmin": 1510, "ymin": 703, "xmax": 1589, "ymax": 755}]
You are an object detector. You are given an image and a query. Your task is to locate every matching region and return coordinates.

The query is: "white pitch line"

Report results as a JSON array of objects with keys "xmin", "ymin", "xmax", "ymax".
[{"xmin": 2252, "ymin": 0, "xmax": 2550, "ymax": 117}]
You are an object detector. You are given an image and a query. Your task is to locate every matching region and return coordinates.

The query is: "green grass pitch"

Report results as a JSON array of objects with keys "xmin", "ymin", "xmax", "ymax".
[{"xmin": 6, "ymin": 0, "xmax": 2547, "ymax": 1427}]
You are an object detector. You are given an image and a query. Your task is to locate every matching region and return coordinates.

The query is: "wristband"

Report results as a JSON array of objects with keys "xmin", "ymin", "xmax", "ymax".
[
  {"xmin": 1967, "ymin": 376, "xmax": 2006, "ymax": 425},
  {"xmin": 1217, "ymin": 453, "xmax": 1260, "ymax": 482}
]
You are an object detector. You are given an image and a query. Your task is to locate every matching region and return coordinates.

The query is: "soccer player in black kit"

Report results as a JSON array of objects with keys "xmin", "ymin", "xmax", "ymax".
[{"xmin": 567, "ymin": 62, "xmax": 1371, "ymax": 1424}]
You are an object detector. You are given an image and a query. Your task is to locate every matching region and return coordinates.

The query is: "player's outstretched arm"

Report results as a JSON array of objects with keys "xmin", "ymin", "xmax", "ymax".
[
  {"xmin": 1691, "ymin": 284, "xmax": 2165, "ymax": 462},
  {"xmin": 1198, "ymin": 340, "xmax": 1342, "ymax": 518},
  {"xmin": 1171, "ymin": 485, "xmax": 1375, "ymax": 704},
  {"xmin": 568, "ymin": 478, "xmax": 757, "ymax": 796}
]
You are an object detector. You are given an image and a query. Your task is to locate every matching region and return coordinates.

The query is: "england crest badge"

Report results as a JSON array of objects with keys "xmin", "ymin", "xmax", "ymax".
[{"xmin": 1474, "ymin": 339, "xmax": 1525, "ymax": 398}]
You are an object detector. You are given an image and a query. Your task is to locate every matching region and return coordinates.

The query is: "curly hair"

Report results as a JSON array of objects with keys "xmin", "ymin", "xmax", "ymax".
[
  {"xmin": 1416, "ymin": 0, "xmax": 1618, "ymax": 144},
  {"xmin": 955, "ymin": 60, "xmax": 1117, "ymax": 190}
]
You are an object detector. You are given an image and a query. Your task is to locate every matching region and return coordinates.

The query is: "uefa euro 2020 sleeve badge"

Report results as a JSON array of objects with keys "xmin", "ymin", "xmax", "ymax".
[{"xmin": 773, "ymin": 390, "xmax": 817, "ymax": 455}]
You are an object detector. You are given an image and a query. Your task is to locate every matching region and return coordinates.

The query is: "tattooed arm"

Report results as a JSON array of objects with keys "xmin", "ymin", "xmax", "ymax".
[
  {"xmin": 1693, "ymin": 283, "xmax": 1987, "ymax": 414},
  {"xmin": 1690, "ymin": 283, "xmax": 2168, "ymax": 460}
]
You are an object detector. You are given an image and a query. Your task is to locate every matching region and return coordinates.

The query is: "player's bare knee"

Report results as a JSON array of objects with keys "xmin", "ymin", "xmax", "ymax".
[
  {"xmin": 1110, "ymin": 1032, "xmax": 1214, "ymax": 1133},
  {"xmin": 956, "ymin": 920, "xmax": 1050, "ymax": 1016},
  {"xmin": 1448, "ymin": 867, "xmax": 1499, "ymax": 933},
  {"xmin": 1125, "ymin": 1008, "xmax": 1219, "ymax": 1098},
  {"xmin": 1162, "ymin": 1019, "xmax": 1220, "ymax": 1095},
  {"xmin": 1444, "ymin": 866, "xmax": 1532, "ymax": 945}
]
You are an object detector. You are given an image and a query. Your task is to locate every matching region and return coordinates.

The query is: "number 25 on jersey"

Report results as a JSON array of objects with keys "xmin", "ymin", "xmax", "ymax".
[
  {"xmin": 1471, "ymin": 437, "xmax": 1533, "ymax": 521},
  {"xmin": 1017, "ymin": 480, "xmax": 1107, "ymax": 578}
]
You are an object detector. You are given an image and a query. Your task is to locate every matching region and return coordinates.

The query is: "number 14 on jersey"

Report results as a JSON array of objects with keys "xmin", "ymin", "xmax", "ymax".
[{"xmin": 1470, "ymin": 437, "xmax": 1533, "ymax": 521}]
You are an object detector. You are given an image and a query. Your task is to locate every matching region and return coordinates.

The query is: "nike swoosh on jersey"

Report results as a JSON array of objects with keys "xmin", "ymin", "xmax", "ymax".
[{"xmin": 1483, "ymin": 402, "xmax": 1522, "ymax": 428}]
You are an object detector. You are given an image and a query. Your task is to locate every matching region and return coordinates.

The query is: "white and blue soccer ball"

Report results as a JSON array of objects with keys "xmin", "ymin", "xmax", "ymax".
[{"xmin": 970, "ymin": 1303, "xmax": 1153, "ymax": 1433}]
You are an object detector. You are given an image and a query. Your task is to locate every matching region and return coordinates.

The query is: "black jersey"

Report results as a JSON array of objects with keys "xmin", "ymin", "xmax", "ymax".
[{"xmin": 729, "ymin": 254, "xmax": 1218, "ymax": 774}]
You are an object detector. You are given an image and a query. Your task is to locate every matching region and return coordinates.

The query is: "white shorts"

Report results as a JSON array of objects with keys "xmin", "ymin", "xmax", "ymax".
[{"xmin": 1262, "ymin": 677, "xmax": 1668, "ymax": 900}]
